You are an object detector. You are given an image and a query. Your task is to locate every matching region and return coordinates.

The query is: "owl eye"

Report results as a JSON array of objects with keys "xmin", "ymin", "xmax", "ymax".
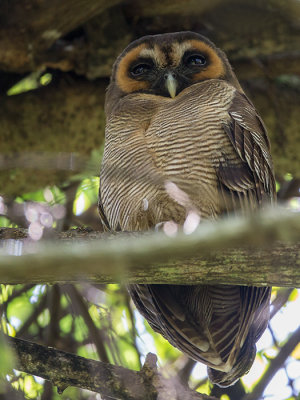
[
  {"xmin": 130, "ymin": 63, "xmax": 152, "ymax": 77},
  {"xmin": 185, "ymin": 54, "xmax": 207, "ymax": 66}
]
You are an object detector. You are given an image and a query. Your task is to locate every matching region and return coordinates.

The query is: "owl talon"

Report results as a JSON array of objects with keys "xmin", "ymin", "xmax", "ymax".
[{"xmin": 163, "ymin": 221, "xmax": 179, "ymax": 237}]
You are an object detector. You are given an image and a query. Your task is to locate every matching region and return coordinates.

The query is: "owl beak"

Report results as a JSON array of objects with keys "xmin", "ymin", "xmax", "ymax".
[{"xmin": 165, "ymin": 73, "xmax": 177, "ymax": 98}]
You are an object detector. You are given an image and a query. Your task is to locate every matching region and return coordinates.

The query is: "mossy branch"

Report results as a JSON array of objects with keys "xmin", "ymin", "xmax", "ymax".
[
  {"xmin": 0, "ymin": 208, "xmax": 299, "ymax": 287},
  {"xmin": 6, "ymin": 336, "xmax": 216, "ymax": 400}
]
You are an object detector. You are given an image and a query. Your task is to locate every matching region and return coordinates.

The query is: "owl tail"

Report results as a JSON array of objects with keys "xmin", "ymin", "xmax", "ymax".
[{"xmin": 207, "ymin": 339, "xmax": 256, "ymax": 387}]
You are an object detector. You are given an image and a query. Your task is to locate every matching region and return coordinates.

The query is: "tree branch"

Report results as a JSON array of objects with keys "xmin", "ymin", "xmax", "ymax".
[
  {"xmin": 1, "ymin": 0, "xmax": 299, "ymax": 77},
  {"xmin": 242, "ymin": 325, "xmax": 300, "ymax": 400},
  {"xmin": 270, "ymin": 288, "xmax": 294, "ymax": 319},
  {"xmin": 0, "ymin": 208, "xmax": 299, "ymax": 287},
  {"xmin": 63, "ymin": 284, "xmax": 110, "ymax": 363},
  {"xmin": 0, "ymin": 0, "xmax": 121, "ymax": 73},
  {"xmin": 6, "ymin": 336, "xmax": 216, "ymax": 400}
]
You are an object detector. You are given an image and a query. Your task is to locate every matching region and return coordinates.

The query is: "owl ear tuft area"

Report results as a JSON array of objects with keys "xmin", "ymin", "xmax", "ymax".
[{"xmin": 115, "ymin": 44, "xmax": 151, "ymax": 94}]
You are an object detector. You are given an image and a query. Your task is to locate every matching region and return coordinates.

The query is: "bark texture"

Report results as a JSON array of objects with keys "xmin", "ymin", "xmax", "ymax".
[
  {"xmin": 6, "ymin": 336, "xmax": 216, "ymax": 400},
  {"xmin": 0, "ymin": 209, "xmax": 299, "ymax": 287}
]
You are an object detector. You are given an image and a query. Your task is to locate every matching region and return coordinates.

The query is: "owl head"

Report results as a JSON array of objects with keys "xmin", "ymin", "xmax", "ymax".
[{"xmin": 105, "ymin": 31, "xmax": 242, "ymax": 114}]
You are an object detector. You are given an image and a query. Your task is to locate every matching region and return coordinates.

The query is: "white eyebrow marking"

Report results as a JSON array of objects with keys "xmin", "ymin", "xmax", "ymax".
[
  {"xmin": 140, "ymin": 45, "xmax": 167, "ymax": 67},
  {"xmin": 171, "ymin": 41, "xmax": 193, "ymax": 66}
]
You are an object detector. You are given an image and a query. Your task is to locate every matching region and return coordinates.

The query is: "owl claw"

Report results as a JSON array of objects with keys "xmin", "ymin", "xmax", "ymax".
[
  {"xmin": 142, "ymin": 198, "xmax": 149, "ymax": 211},
  {"xmin": 163, "ymin": 221, "xmax": 179, "ymax": 237}
]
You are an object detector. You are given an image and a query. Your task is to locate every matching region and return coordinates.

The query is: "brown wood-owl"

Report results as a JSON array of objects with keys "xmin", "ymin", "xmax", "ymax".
[{"xmin": 99, "ymin": 32, "xmax": 276, "ymax": 387}]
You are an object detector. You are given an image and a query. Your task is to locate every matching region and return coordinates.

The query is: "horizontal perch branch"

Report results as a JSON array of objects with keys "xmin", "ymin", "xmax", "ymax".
[
  {"xmin": 6, "ymin": 336, "xmax": 215, "ymax": 400},
  {"xmin": 0, "ymin": 208, "xmax": 299, "ymax": 287}
]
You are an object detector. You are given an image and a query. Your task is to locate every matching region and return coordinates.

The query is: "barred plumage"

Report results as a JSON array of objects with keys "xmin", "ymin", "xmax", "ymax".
[{"xmin": 99, "ymin": 32, "xmax": 276, "ymax": 386}]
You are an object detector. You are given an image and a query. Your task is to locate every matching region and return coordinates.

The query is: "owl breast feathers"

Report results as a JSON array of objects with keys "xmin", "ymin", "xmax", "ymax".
[{"xmin": 99, "ymin": 31, "xmax": 276, "ymax": 387}]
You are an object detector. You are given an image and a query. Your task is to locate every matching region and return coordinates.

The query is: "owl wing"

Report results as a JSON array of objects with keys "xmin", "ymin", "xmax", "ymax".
[
  {"xmin": 128, "ymin": 284, "xmax": 218, "ymax": 364},
  {"xmin": 218, "ymin": 91, "xmax": 276, "ymax": 213},
  {"xmin": 98, "ymin": 189, "xmax": 112, "ymax": 231},
  {"xmin": 208, "ymin": 285, "xmax": 271, "ymax": 386},
  {"xmin": 129, "ymin": 282, "xmax": 271, "ymax": 385}
]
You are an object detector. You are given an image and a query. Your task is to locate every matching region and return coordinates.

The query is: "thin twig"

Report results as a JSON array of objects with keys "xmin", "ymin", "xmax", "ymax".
[
  {"xmin": 17, "ymin": 292, "xmax": 48, "ymax": 337},
  {"xmin": 63, "ymin": 284, "xmax": 110, "ymax": 363},
  {"xmin": 124, "ymin": 289, "xmax": 143, "ymax": 369},
  {"xmin": 242, "ymin": 326, "xmax": 300, "ymax": 400},
  {"xmin": 270, "ymin": 288, "xmax": 294, "ymax": 319},
  {"xmin": 177, "ymin": 357, "xmax": 197, "ymax": 385}
]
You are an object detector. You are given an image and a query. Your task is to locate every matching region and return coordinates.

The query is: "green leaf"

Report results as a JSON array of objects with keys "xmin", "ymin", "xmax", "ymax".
[{"xmin": 0, "ymin": 333, "xmax": 15, "ymax": 375}]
